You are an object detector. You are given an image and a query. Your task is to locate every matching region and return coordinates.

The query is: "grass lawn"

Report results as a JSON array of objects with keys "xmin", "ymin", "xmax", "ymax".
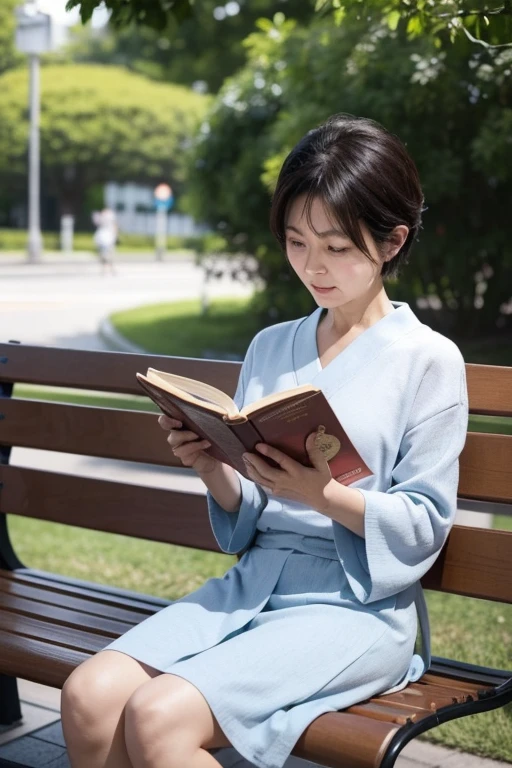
[
  {"xmin": 110, "ymin": 296, "xmax": 512, "ymax": 367},
  {"xmin": 111, "ymin": 298, "xmax": 260, "ymax": 359}
]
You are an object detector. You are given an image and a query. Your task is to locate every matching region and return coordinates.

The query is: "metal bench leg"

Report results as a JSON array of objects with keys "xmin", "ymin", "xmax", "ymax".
[{"xmin": 0, "ymin": 675, "xmax": 22, "ymax": 726}]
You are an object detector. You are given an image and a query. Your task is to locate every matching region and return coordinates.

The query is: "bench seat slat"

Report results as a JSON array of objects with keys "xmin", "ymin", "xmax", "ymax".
[
  {"xmin": 0, "ymin": 465, "xmax": 218, "ymax": 550},
  {"xmin": 0, "ymin": 591, "xmax": 135, "ymax": 636},
  {"xmin": 346, "ymin": 702, "xmax": 428, "ymax": 725},
  {"xmin": 1, "ymin": 611, "xmax": 109, "ymax": 654},
  {"xmin": 0, "ymin": 627, "xmax": 92, "ymax": 687},
  {"xmin": 295, "ymin": 711, "xmax": 399, "ymax": 768},
  {"xmin": 0, "ymin": 575, "xmax": 155, "ymax": 623},
  {"xmin": 0, "ymin": 569, "xmax": 163, "ymax": 614},
  {"xmin": 1, "ymin": 566, "xmax": 508, "ymax": 768}
]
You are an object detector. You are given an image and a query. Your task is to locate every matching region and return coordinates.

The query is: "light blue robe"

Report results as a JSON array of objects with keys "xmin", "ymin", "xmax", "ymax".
[{"xmin": 106, "ymin": 302, "xmax": 469, "ymax": 768}]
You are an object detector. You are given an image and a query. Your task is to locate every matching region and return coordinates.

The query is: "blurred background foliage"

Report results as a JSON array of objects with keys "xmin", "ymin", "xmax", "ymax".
[{"xmin": 1, "ymin": 0, "xmax": 511, "ymax": 338}]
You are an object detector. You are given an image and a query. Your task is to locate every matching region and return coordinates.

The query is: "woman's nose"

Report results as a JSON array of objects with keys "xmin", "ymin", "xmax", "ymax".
[{"xmin": 304, "ymin": 253, "xmax": 327, "ymax": 274}]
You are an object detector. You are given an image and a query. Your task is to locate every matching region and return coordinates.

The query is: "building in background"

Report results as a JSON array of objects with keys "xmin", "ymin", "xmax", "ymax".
[{"xmin": 104, "ymin": 182, "xmax": 209, "ymax": 238}]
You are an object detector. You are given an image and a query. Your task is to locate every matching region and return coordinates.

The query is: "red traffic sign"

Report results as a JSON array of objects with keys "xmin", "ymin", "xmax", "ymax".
[{"xmin": 154, "ymin": 183, "xmax": 173, "ymax": 201}]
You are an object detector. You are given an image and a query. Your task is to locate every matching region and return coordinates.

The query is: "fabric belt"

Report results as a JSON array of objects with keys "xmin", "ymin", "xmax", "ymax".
[{"xmin": 253, "ymin": 530, "xmax": 339, "ymax": 560}]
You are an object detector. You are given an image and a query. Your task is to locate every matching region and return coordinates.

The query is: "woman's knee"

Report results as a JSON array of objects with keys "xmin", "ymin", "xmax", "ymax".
[
  {"xmin": 124, "ymin": 675, "xmax": 217, "ymax": 759},
  {"xmin": 62, "ymin": 651, "xmax": 153, "ymax": 731}
]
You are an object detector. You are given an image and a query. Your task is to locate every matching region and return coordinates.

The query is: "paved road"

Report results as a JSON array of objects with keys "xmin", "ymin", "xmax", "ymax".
[{"xmin": 1, "ymin": 254, "xmax": 255, "ymax": 350}]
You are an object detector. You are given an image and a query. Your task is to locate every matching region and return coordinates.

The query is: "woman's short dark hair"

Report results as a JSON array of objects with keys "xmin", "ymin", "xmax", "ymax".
[{"xmin": 269, "ymin": 114, "xmax": 424, "ymax": 278}]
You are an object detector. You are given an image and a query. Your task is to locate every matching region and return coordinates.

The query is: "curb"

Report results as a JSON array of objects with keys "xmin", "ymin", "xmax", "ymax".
[
  {"xmin": 98, "ymin": 317, "xmax": 244, "ymax": 361},
  {"xmin": 98, "ymin": 317, "xmax": 147, "ymax": 354}
]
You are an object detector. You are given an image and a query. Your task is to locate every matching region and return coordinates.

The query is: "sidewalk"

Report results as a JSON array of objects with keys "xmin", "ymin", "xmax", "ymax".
[{"xmin": 0, "ymin": 680, "xmax": 509, "ymax": 768}]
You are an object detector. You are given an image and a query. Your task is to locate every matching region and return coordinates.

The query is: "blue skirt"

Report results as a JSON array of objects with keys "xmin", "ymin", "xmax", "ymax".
[{"xmin": 105, "ymin": 533, "xmax": 417, "ymax": 768}]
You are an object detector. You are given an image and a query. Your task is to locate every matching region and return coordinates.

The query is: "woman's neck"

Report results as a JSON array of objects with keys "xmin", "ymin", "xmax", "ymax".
[{"xmin": 321, "ymin": 287, "xmax": 394, "ymax": 340}]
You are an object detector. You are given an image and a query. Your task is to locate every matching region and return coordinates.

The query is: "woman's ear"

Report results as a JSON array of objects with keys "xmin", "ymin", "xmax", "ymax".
[{"xmin": 383, "ymin": 225, "xmax": 409, "ymax": 261}]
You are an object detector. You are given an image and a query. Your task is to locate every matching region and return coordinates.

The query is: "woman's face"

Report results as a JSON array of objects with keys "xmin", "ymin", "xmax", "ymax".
[{"xmin": 285, "ymin": 195, "xmax": 386, "ymax": 309}]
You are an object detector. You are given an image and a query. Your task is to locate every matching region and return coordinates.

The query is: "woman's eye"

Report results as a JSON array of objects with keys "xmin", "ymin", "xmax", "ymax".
[
  {"xmin": 291, "ymin": 240, "xmax": 304, "ymax": 248},
  {"xmin": 328, "ymin": 246, "xmax": 350, "ymax": 253}
]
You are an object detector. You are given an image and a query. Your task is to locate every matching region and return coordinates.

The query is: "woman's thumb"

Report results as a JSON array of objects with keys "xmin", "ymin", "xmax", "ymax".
[{"xmin": 306, "ymin": 430, "xmax": 331, "ymax": 474}]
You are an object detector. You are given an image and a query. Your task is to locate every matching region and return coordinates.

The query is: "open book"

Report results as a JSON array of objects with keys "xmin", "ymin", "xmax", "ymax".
[{"xmin": 137, "ymin": 368, "xmax": 372, "ymax": 486}]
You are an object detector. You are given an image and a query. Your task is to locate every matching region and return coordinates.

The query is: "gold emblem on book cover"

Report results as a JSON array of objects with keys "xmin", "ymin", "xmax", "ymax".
[{"xmin": 315, "ymin": 425, "xmax": 341, "ymax": 461}]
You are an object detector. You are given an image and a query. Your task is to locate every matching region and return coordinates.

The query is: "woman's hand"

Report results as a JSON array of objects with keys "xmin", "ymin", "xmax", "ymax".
[
  {"xmin": 242, "ymin": 431, "xmax": 336, "ymax": 514},
  {"xmin": 158, "ymin": 415, "xmax": 219, "ymax": 474}
]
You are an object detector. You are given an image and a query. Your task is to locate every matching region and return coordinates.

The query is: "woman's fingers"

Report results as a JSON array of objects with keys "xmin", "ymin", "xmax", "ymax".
[
  {"xmin": 158, "ymin": 414, "xmax": 182, "ymax": 430},
  {"xmin": 167, "ymin": 429, "xmax": 201, "ymax": 449},
  {"xmin": 174, "ymin": 439, "xmax": 211, "ymax": 463}
]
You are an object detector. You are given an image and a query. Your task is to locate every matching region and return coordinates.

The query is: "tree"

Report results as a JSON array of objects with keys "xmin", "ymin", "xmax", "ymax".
[
  {"xmin": 184, "ymin": 13, "xmax": 512, "ymax": 336},
  {"xmin": 66, "ymin": 0, "xmax": 512, "ymax": 48},
  {"xmin": 0, "ymin": 0, "xmax": 24, "ymax": 76},
  {"xmin": 64, "ymin": 0, "xmax": 317, "ymax": 93},
  {"xmin": 0, "ymin": 64, "xmax": 208, "ymax": 225}
]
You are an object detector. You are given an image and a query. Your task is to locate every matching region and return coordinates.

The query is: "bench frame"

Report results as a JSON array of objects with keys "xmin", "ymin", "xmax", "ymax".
[{"xmin": 0, "ymin": 343, "xmax": 511, "ymax": 768}]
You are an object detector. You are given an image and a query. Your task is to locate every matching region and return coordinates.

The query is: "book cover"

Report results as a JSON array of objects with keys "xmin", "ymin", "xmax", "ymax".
[{"xmin": 137, "ymin": 372, "xmax": 372, "ymax": 486}]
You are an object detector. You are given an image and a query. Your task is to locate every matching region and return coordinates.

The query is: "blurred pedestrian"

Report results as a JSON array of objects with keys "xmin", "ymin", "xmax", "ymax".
[{"xmin": 92, "ymin": 208, "xmax": 118, "ymax": 275}]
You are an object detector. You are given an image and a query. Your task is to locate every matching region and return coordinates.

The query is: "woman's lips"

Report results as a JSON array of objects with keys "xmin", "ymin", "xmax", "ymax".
[{"xmin": 311, "ymin": 285, "xmax": 335, "ymax": 294}]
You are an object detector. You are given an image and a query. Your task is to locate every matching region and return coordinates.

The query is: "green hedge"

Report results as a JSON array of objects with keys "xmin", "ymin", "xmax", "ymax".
[{"xmin": 0, "ymin": 228, "xmax": 215, "ymax": 252}]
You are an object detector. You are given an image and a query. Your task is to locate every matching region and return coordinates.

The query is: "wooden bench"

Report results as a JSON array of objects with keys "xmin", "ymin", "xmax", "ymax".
[{"xmin": 0, "ymin": 341, "xmax": 511, "ymax": 768}]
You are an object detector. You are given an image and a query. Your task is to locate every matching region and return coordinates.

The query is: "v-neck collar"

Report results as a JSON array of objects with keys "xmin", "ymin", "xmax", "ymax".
[{"xmin": 292, "ymin": 301, "xmax": 422, "ymax": 398}]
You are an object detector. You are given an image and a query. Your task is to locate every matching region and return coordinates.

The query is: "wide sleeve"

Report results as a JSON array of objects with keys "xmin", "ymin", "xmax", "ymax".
[
  {"xmin": 333, "ymin": 352, "xmax": 469, "ymax": 604},
  {"xmin": 207, "ymin": 336, "xmax": 268, "ymax": 554}
]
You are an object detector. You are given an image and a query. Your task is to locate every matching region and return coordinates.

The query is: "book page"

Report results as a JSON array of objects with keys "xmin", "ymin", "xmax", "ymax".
[
  {"xmin": 240, "ymin": 384, "xmax": 318, "ymax": 419},
  {"xmin": 146, "ymin": 369, "xmax": 239, "ymax": 418}
]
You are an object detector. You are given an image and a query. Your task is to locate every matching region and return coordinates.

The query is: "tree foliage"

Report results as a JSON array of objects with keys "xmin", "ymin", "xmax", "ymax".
[
  {"xmin": 67, "ymin": 0, "xmax": 512, "ymax": 48},
  {"xmin": 184, "ymin": 13, "xmax": 512, "ymax": 336},
  {"xmin": 64, "ymin": 0, "xmax": 316, "ymax": 93},
  {"xmin": 0, "ymin": 0, "xmax": 24, "ymax": 76},
  {"xmin": 0, "ymin": 64, "xmax": 208, "ymax": 221}
]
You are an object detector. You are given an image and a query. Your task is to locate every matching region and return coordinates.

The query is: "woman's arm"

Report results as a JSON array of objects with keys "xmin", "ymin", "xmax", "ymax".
[{"xmin": 196, "ymin": 462, "xmax": 242, "ymax": 513}]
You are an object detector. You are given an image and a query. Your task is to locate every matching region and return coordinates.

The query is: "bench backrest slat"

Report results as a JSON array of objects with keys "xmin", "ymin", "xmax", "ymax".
[
  {"xmin": 0, "ymin": 465, "xmax": 218, "ymax": 551},
  {"xmin": 1, "ymin": 466, "xmax": 511, "ymax": 602},
  {"xmin": 466, "ymin": 363, "xmax": 512, "ymax": 416},
  {"xmin": 2, "ymin": 346, "xmax": 511, "ymax": 417},
  {"xmin": 0, "ymin": 399, "xmax": 179, "ymax": 468},
  {"xmin": 458, "ymin": 433, "xmax": 512, "ymax": 503},
  {"xmin": 0, "ymin": 344, "xmax": 240, "ymax": 396},
  {"xmin": 1, "ymin": 398, "xmax": 510, "ymax": 502},
  {"xmin": 421, "ymin": 526, "xmax": 512, "ymax": 602}
]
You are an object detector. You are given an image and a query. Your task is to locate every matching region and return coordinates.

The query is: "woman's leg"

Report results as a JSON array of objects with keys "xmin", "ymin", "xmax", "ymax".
[
  {"xmin": 61, "ymin": 650, "xmax": 160, "ymax": 768},
  {"xmin": 125, "ymin": 673, "xmax": 231, "ymax": 768}
]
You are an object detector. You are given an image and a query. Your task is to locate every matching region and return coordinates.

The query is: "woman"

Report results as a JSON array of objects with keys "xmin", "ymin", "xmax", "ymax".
[{"xmin": 61, "ymin": 114, "xmax": 469, "ymax": 768}]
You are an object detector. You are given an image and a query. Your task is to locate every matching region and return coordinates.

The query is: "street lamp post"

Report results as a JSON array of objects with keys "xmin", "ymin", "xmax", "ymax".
[{"xmin": 14, "ymin": 2, "xmax": 54, "ymax": 263}]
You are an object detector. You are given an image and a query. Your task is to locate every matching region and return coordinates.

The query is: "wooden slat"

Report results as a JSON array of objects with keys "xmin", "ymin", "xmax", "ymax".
[
  {"xmin": 0, "ymin": 591, "xmax": 134, "ymax": 635},
  {"xmin": 2, "ymin": 404, "xmax": 511, "ymax": 502},
  {"xmin": 0, "ymin": 398, "xmax": 179, "ymax": 466},
  {"xmin": 0, "ymin": 343, "xmax": 240, "ymax": 397},
  {"xmin": 466, "ymin": 363, "xmax": 512, "ymax": 417},
  {"xmin": 0, "ymin": 569, "xmax": 165, "ymax": 614},
  {"xmin": 1, "ymin": 346, "xmax": 510, "ymax": 417},
  {"xmin": 459, "ymin": 433, "xmax": 512, "ymax": 503},
  {"xmin": 0, "ymin": 628, "xmax": 92, "ymax": 687},
  {"xmin": 421, "ymin": 525, "xmax": 512, "ymax": 601},
  {"xmin": 0, "ymin": 465, "xmax": 218, "ymax": 550},
  {"xmin": 293, "ymin": 711, "xmax": 398, "ymax": 768},
  {"xmin": 1, "ymin": 611, "xmax": 109, "ymax": 654},
  {"xmin": 0, "ymin": 577, "xmax": 153, "ymax": 624}
]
